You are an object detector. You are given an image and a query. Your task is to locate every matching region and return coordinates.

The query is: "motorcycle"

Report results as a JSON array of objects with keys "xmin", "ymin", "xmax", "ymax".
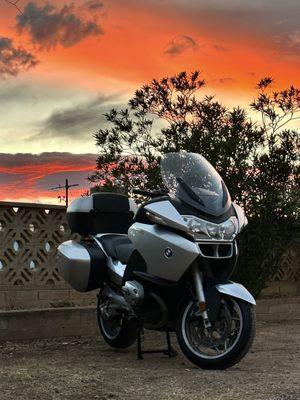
[{"xmin": 57, "ymin": 152, "xmax": 256, "ymax": 369}]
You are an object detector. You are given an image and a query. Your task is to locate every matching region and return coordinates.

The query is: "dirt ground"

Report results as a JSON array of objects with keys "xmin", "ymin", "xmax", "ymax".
[{"xmin": 0, "ymin": 321, "xmax": 299, "ymax": 400}]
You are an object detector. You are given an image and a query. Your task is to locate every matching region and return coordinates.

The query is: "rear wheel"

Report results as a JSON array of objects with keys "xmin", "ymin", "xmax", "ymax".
[
  {"xmin": 97, "ymin": 295, "xmax": 138, "ymax": 349},
  {"xmin": 176, "ymin": 296, "xmax": 256, "ymax": 369}
]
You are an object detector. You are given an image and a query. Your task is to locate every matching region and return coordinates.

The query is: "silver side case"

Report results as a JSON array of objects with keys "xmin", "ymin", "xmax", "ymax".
[
  {"xmin": 128, "ymin": 222, "xmax": 200, "ymax": 281},
  {"xmin": 57, "ymin": 240, "xmax": 91, "ymax": 292},
  {"xmin": 215, "ymin": 282, "xmax": 256, "ymax": 305}
]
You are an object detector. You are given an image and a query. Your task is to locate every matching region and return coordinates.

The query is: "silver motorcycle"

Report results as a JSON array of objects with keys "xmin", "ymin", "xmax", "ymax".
[{"xmin": 57, "ymin": 152, "xmax": 256, "ymax": 369}]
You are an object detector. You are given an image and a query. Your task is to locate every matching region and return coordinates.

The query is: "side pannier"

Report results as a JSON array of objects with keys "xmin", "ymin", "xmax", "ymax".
[{"xmin": 57, "ymin": 240, "xmax": 106, "ymax": 292}]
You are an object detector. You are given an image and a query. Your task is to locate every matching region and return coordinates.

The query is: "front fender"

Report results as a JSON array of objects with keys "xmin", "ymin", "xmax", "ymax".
[{"xmin": 215, "ymin": 282, "xmax": 256, "ymax": 305}]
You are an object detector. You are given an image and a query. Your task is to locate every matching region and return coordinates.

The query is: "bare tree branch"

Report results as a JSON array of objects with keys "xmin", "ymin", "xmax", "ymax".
[{"xmin": 3, "ymin": 0, "xmax": 23, "ymax": 15}]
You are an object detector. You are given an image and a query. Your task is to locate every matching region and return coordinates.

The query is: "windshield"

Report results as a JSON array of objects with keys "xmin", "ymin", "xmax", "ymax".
[{"xmin": 161, "ymin": 152, "xmax": 231, "ymax": 216}]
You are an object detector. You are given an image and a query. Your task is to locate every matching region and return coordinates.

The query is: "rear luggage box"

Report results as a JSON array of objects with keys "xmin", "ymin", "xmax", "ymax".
[
  {"xmin": 66, "ymin": 193, "xmax": 135, "ymax": 236},
  {"xmin": 57, "ymin": 240, "xmax": 106, "ymax": 292}
]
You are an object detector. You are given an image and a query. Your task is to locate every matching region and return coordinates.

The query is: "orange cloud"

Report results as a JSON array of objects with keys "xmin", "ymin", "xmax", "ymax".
[
  {"xmin": 0, "ymin": 153, "xmax": 96, "ymax": 204},
  {"xmin": 32, "ymin": 0, "xmax": 299, "ymax": 98}
]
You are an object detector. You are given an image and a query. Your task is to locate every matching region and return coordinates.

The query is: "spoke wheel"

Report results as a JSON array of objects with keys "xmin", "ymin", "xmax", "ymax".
[
  {"xmin": 176, "ymin": 296, "xmax": 256, "ymax": 369},
  {"xmin": 98, "ymin": 298, "xmax": 122, "ymax": 340},
  {"xmin": 183, "ymin": 298, "xmax": 242, "ymax": 359}
]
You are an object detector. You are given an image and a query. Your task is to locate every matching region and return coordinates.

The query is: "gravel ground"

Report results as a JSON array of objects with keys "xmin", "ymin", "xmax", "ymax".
[{"xmin": 0, "ymin": 321, "xmax": 299, "ymax": 400}]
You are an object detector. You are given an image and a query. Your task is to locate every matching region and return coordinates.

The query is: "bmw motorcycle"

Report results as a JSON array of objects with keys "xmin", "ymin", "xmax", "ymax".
[{"xmin": 57, "ymin": 152, "xmax": 256, "ymax": 369}]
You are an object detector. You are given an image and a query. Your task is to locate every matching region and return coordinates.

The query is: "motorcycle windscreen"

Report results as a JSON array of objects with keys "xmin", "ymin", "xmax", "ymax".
[{"xmin": 161, "ymin": 152, "xmax": 231, "ymax": 217}]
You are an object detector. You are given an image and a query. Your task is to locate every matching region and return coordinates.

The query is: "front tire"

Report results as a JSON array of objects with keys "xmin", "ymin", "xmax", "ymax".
[
  {"xmin": 176, "ymin": 296, "xmax": 256, "ymax": 369},
  {"xmin": 97, "ymin": 295, "xmax": 138, "ymax": 349}
]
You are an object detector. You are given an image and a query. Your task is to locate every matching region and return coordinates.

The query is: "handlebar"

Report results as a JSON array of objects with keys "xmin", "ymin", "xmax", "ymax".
[{"xmin": 132, "ymin": 188, "xmax": 169, "ymax": 198}]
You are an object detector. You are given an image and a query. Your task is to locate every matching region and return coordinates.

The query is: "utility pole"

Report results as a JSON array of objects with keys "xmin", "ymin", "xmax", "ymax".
[{"xmin": 50, "ymin": 179, "xmax": 79, "ymax": 207}]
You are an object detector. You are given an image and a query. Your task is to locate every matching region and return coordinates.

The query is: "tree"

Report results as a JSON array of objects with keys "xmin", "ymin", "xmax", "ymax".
[
  {"xmin": 249, "ymin": 78, "xmax": 300, "ymax": 221},
  {"xmin": 90, "ymin": 72, "xmax": 262, "ymax": 201},
  {"xmin": 3, "ymin": 0, "xmax": 24, "ymax": 15},
  {"xmin": 90, "ymin": 71, "xmax": 299, "ymax": 295},
  {"xmin": 235, "ymin": 78, "xmax": 300, "ymax": 293}
]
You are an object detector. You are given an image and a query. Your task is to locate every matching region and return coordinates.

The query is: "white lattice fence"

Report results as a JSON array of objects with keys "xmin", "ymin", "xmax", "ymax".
[
  {"xmin": 260, "ymin": 238, "xmax": 300, "ymax": 297},
  {"xmin": 0, "ymin": 202, "xmax": 94, "ymax": 310},
  {"xmin": 272, "ymin": 239, "xmax": 300, "ymax": 282}
]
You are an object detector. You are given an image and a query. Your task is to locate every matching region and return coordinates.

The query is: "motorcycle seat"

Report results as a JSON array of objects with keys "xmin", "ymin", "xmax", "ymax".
[{"xmin": 99, "ymin": 234, "xmax": 134, "ymax": 264}]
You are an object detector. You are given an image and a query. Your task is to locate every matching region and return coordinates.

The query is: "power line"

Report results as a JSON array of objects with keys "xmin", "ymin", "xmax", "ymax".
[{"xmin": 50, "ymin": 179, "xmax": 79, "ymax": 207}]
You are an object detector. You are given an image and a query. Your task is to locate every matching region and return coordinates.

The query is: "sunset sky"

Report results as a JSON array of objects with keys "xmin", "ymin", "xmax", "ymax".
[{"xmin": 0, "ymin": 0, "xmax": 299, "ymax": 203}]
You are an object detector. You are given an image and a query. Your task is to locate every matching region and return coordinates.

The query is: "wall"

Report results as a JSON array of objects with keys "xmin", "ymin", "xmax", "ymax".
[
  {"xmin": 0, "ymin": 297, "xmax": 299, "ymax": 341},
  {"xmin": 0, "ymin": 201, "xmax": 95, "ymax": 311},
  {"xmin": 261, "ymin": 238, "xmax": 300, "ymax": 298}
]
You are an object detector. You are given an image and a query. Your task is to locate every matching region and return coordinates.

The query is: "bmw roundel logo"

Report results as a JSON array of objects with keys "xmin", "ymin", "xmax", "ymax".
[{"xmin": 164, "ymin": 247, "xmax": 173, "ymax": 258}]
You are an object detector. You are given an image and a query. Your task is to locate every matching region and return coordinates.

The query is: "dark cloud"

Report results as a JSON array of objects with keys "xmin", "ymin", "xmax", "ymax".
[
  {"xmin": 213, "ymin": 77, "xmax": 234, "ymax": 84},
  {"xmin": 83, "ymin": 0, "xmax": 104, "ymax": 11},
  {"xmin": 158, "ymin": 0, "xmax": 300, "ymax": 59},
  {"xmin": 211, "ymin": 44, "xmax": 229, "ymax": 52},
  {"xmin": 31, "ymin": 95, "xmax": 123, "ymax": 141},
  {"xmin": 0, "ymin": 82, "xmax": 54, "ymax": 104},
  {"xmin": 0, "ymin": 172, "xmax": 16, "ymax": 185},
  {"xmin": 165, "ymin": 35, "xmax": 198, "ymax": 56},
  {"xmin": 275, "ymin": 30, "xmax": 300, "ymax": 58},
  {"xmin": 0, "ymin": 152, "xmax": 96, "ymax": 169},
  {"xmin": 164, "ymin": 35, "xmax": 227, "ymax": 57},
  {"xmin": 0, "ymin": 37, "xmax": 38, "ymax": 77},
  {"xmin": 36, "ymin": 170, "xmax": 92, "ymax": 191},
  {"xmin": 16, "ymin": 2, "xmax": 103, "ymax": 50}
]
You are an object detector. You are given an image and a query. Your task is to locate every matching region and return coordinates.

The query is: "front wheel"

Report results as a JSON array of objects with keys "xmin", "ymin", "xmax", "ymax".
[{"xmin": 176, "ymin": 296, "xmax": 256, "ymax": 369}]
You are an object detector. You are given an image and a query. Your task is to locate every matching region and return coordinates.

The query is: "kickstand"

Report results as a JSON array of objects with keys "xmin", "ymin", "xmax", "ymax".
[
  {"xmin": 137, "ymin": 328, "xmax": 144, "ymax": 360},
  {"xmin": 137, "ymin": 329, "xmax": 177, "ymax": 360},
  {"xmin": 165, "ymin": 330, "xmax": 177, "ymax": 357}
]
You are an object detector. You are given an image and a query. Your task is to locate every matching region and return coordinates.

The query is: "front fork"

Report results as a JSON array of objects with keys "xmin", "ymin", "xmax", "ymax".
[{"xmin": 193, "ymin": 264, "xmax": 211, "ymax": 328}]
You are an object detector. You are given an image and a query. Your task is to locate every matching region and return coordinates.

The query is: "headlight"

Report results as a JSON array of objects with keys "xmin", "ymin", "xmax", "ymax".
[
  {"xmin": 182, "ymin": 215, "xmax": 238, "ymax": 240},
  {"xmin": 232, "ymin": 203, "xmax": 248, "ymax": 232}
]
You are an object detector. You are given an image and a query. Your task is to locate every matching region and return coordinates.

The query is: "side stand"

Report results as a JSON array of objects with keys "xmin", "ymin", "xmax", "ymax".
[{"xmin": 137, "ymin": 329, "xmax": 177, "ymax": 360}]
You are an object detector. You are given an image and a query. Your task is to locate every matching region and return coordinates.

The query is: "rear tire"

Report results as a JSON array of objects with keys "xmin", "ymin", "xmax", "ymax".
[
  {"xmin": 176, "ymin": 296, "xmax": 256, "ymax": 369},
  {"xmin": 97, "ymin": 295, "xmax": 138, "ymax": 349}
]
